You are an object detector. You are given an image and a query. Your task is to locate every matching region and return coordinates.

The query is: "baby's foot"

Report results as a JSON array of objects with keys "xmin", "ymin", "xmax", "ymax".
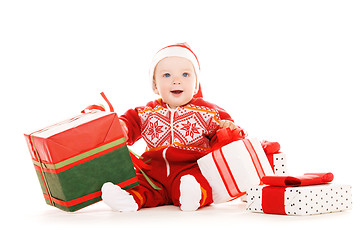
[
  {"xmin": 179, "ymin": 175, "xmax": 202, "ymax": 211},
  {"xmin": 101, "ymin": 182, "xmax": 138, "ymax": 212}
]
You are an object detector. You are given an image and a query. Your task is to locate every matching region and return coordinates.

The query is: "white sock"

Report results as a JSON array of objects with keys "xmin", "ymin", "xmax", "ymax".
[
  {"xmin": 101, "ymin": 182, "xmax": 138, "ymax": 212},
  {"xmin": 179, "ymin": 175, "xmax": 202, "ymax": 211}
]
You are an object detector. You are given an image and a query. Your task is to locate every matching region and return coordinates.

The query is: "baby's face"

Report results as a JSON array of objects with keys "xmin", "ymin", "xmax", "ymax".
[{"xmin": 153, "ymin": 56, "xmax": 197, "ymax": 109}]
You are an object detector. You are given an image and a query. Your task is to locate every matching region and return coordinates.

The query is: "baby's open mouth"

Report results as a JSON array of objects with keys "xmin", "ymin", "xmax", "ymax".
[{"xmin": 171, "ymin": 90, "xmax": 183, "ymax": 94}]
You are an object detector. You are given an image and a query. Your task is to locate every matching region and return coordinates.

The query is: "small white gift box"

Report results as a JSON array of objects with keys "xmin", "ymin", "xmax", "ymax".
[
  {"xmin": 197, "ymin": 138, "xmax": 274, "ymax": 203},
  {"xmin": 246, "ymin": 184, "xmax": 352, "ymax": 215},
  {"xmin": 272, "ymin": 152, "xmax": 288, "ymax": 176}
]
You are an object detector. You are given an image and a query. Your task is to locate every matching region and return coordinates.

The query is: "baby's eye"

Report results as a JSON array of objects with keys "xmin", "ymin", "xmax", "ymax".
[
  {"xmin": 163, "ymin": 73, "xmax": 171, "ymax": 78},
  {"xmin": 182, "ymin": 72, "xmax": 189, "ymax": 77}
]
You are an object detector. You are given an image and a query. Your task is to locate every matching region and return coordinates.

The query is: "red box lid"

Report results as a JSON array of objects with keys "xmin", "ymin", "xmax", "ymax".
[{"xmin": 25, "ymin": 111, "xmax": 125, "ymax": 165}]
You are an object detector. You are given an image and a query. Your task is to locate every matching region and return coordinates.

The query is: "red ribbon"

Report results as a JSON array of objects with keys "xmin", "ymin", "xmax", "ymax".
[
  {"xmin": 212, "ymin": 147, "xmax": 245, "ymax": 198},
  {"xmin": 128, "ymin": 150, "xmax": 161, "ymax": 190},
  {"xmin": 210, "ymin": 127, "xmax": 246, "ymax": 151},
  {"xmin": 100, "ymin": 92, "xmax": 114, "ymax": 112},
  {"xmin": 81, "ymin": 92, "xmax": 114, "ymax": 113},
  {"xmin": 262, "ymin": 173, "xmax": 334, "ymax": 187},
  {"xmin": 43, "ymin": 176, "xmax": 139, "ymax": 208},
  {"xmin": 81, "ymin": 104, "xmax": 106, "ymax": 113},
  {"xmin": 262, "ymin": 186, "xmax": 287, "ymax": 215},
  {"xmin": 244, "ymin": 139, "xmax": 266, "ymax": 185}
]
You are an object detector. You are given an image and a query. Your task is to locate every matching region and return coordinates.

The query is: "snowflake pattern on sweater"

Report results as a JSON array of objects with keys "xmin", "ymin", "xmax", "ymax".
[{"xmin": 138, "ymin": 102, "xmax": 221, "ymax": 152}]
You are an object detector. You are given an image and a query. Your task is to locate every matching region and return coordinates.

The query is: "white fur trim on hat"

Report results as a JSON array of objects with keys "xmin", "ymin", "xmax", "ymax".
[{"xmin": 149, "ymin": 43, "xmax": 200, "ymax": 93}]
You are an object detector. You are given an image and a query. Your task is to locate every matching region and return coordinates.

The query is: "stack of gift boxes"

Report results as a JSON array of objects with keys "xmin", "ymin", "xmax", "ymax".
[{"xmin": 197, "ymin": 134, "xmax": 352, "ymax": 216}]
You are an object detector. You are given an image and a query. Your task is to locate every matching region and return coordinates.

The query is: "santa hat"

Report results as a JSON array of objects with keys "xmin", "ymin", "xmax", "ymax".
[{"xmin": 150, "ymin": 42, "xmax": 203, "ymax": 98}]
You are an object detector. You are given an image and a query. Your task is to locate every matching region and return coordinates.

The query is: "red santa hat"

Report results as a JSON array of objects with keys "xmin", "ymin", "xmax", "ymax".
[{"xmin": 150, "ymin": 42, "xmax": 203, "ymax": 98}]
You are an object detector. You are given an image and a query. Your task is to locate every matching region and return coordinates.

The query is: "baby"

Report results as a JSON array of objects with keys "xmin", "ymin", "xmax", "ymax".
[{"xmin": 101, "ymin": 43, "xmax": 243, "ymax": 211}]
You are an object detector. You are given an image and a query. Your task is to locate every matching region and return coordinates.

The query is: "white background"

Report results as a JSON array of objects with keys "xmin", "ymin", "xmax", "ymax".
[{"xmin": 1, "ymin": 0, "xmax": 360, "ymax": 239}]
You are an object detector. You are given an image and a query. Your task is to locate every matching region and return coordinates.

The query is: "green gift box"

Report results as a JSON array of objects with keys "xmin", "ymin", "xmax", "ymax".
[{"xmin": 25, "ymin": 111, "xmax": 138, "ymax": 212}]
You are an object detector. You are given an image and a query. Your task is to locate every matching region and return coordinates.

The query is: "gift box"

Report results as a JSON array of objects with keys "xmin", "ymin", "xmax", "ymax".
[
  {"xmin": 246, "ymin": 174, "xmax": 352, "ymax": 215},
  {"xmin": 270, "ymin": 152, "xmax": 288, "ymax": 176},
  {"xmin": 25, "ymin": 111, "xmax": 139, "ymax": 212},
  {"xmin": 198, "ymin": 137, "xmax": 274, "ymax": 203},
  {"xmin": 240, "ymin": 152, "xmax": 288, "ymax": 202}
]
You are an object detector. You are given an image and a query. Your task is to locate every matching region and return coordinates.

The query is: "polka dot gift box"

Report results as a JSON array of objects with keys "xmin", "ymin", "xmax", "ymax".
[
  {"xmin": 270, "ymin": 152, "xmax": 288, "ymax": 176},
  {"xmin": 246, "ymin": 173, "xmax": 352, "ymax": 215}
]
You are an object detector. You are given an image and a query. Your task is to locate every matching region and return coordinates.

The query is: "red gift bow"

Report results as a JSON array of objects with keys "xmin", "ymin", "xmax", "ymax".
[
  {"xmin": 210, "ymin": 127, "xmax": 246, "ymax": 151},
  {"xmin": 262, "ymin": 172, "xmax": 334, "ymax": 187},
  {"xmin": 261, "ymin": 173, "xmax": 334, "ymax": 215},
  {"xmin": 81, "ymin": 92, "xmax": 114, "ymax": 113}
]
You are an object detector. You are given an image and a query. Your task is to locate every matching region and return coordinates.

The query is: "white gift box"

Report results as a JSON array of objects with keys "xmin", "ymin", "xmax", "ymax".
[
  {"xmin": 246, "ymin": 184, "xmax": 352, "ymax": 215},
  {"xmin": 240, "ymin": 152, "xmax": 288, "ymax": 202},
  {"xmin": 197, "ymin": 138, "xmax": 274, "ymax": 203},
  {"xmin": 272, "ymin": 152, "xmax": 288, "ymax": 176}
]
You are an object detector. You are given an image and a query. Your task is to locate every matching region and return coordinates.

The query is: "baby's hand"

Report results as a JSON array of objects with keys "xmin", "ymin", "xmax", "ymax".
[
  {"xmin": 119, "ymin": 119, "xmax": 129, "ymax": 141},
  {"xmin": 219, "ymin": 120, "xmax": 238, "ymax": 131}
]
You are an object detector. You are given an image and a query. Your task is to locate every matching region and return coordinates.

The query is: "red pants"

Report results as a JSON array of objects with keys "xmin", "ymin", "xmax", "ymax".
[
  {"xmin": 126, "ymin": 140, "xmax": 280, "ymax": 210},
  {"xmin": 127, "ymin": 164, "xmax": 213, "ymax": 210}
]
